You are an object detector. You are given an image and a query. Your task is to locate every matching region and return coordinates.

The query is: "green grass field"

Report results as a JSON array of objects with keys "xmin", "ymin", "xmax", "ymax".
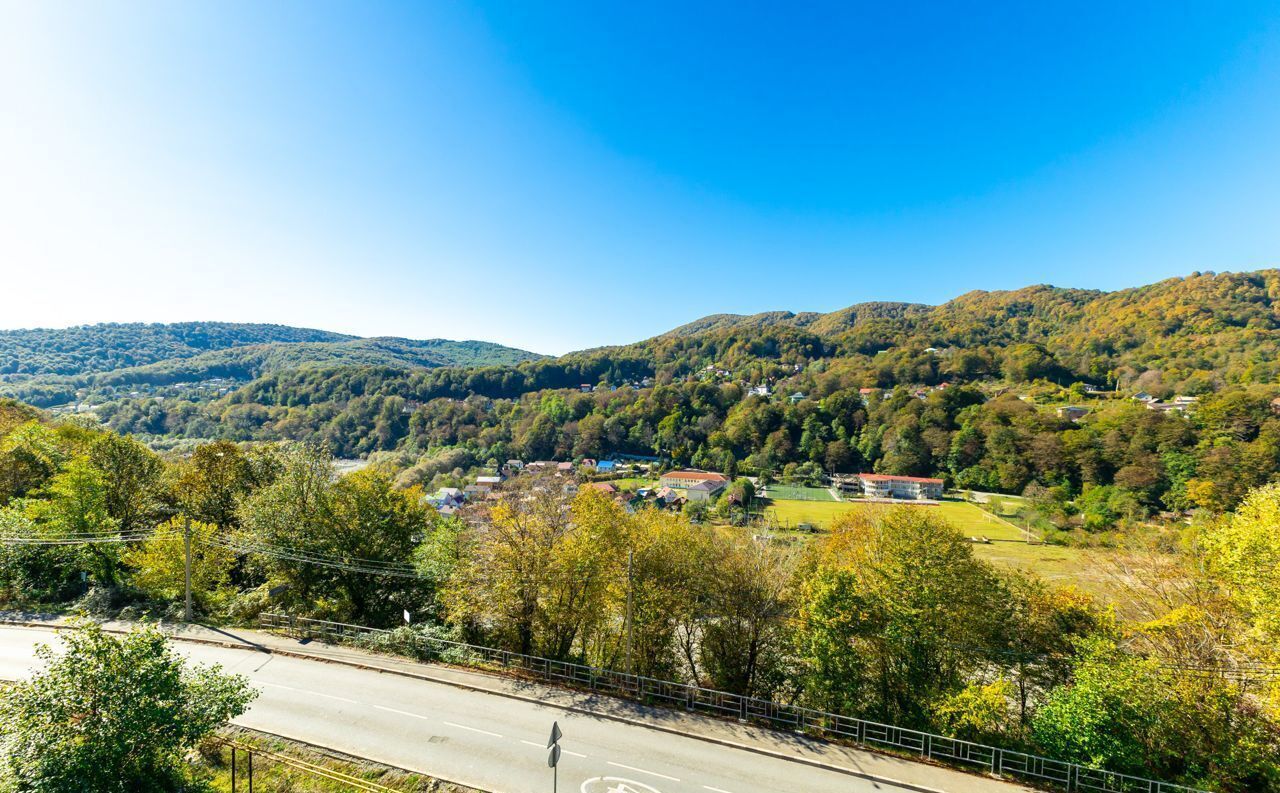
[
  {"xmin": 761, "ymin": 484, "xmax": 835, "ymax": 501},
  {"xmin": 762, "ymin": 497, "xmax": 1120, "ymax": 601},
  {"xmin": 609, "ymin": 477, "xmax": 658, "ymax": 491}
]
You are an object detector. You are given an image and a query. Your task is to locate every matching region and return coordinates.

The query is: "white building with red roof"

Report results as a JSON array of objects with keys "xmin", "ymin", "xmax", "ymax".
[
  {"xmin": 858, "ymin": 473, "xmax": 944, "ymax": 500},
  {"xmin": 659, "ymin": 469, "xmax": 728, "ymax": 490}
]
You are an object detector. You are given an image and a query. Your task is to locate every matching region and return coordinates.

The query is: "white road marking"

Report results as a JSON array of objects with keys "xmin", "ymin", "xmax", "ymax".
[
  {"xmin": 704, "ymin": 786, "xmax": 736, "ymax": 793},
  {"xmin": 258, "ymin": 681, "xmax": 357, "ymax": 704},
  {"xmin": 373, "ymin": 704, "xmax": 431, "ymax": 721},
  {"xmin": 606, "ymin": 761, "xmax": 680, "ymax": 782},
  {"xmin": 444, "ymin": 720, "xmax": 503, "ymax": 738},
  {"xmin": 521, "ymin": 739, "xmax": 587, "ymax": 757}
]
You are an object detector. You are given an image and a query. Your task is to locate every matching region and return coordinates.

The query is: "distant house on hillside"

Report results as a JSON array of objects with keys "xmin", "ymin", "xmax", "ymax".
[
  {"xmin": 659, "ymin": 470, "xmax": 728, "ymax": 490},
  {"xmin": 686, "ymin": 479, "xmax": 726, "ymax": 502},
  {"xmin": 653, "ymin": 487, "xmax": 686, "ymax": 510},
  {"xmin": 858, "ymin": 474, "xmax": 943, "ymax": 501},
  {"xmin": 584, "ymin": 482, "xmax": 618, "ymax": 494},
  {"xmin": 596, "ymin": 460, "xmax": 617, "ymax": 473},
  {"xmin": 789, "ymin": 392, "xmax": 807, "ymax": 404},
  {"xmin": 1057, "ymin": 406, "xmax": 1090, "ymax": 422}
]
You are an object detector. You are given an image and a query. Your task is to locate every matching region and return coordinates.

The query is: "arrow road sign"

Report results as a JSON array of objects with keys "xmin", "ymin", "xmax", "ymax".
[{"xmin": 547, "ymin": 720, "xmax": 562, "ymax": 748}]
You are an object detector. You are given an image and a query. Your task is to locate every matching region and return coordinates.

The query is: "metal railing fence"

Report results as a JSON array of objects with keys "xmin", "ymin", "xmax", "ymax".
[
  {"xmin": 258, "ymin": 612, "xmax": 1209, "ymax": 793},
  {"xmin": 210, "ymin": 737, "xmax": 402, "ymax": 793}
]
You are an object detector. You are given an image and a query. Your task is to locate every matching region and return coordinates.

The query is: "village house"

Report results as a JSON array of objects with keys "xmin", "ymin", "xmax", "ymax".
[
  {"xmin": 685, "ymin": 479, "xmax": 726, "ymax": 502},
  {"xmin": 1057, "ymin": 405, "xmax": 1090, "ymax": 421},
  {"xmin": 858, "ymin": 473, "xmax": 944, "ymax": 500},
  {"xmin": 659, "ymin": 469, "xmax": 728, "ymax": 490}
]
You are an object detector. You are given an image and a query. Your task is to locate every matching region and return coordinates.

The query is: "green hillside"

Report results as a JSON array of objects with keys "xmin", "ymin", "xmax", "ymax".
[
  {"xmin": 0, "ymin": 323, "xmax": 545, "ymax": 407},
  {"xmin": 0, "ymin": 322, "xmax": 353, "ymax": 376}
]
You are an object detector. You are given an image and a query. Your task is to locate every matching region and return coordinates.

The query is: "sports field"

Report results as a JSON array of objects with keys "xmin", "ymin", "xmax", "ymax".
[
  {"xmin": 760, "ymin": 484, "xmax": 835, "ymax": 501},
  {"xmin": 762, "ymin": 497, "xmax": 1118, "ymax": 598},
  {"xmin": 764, "ymin": 497, "xmax": 1009, "ymax": 533}
]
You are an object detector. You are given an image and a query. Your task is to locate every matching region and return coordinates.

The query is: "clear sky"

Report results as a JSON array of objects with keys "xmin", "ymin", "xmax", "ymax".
[{"xmin": 2, "ymin": 2, "xmax": 1279, "ymax": 355}]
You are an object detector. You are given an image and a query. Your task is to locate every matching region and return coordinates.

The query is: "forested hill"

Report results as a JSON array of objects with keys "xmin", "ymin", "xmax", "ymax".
[
  {"xmin": 0, "ymin": 322, "xmax": 353, "ymax": 376},
  {"xmin": 614, "ymin": 270, "xmax": 1280, "ymax": 389},
  {"xmin": 59, "ymin": 269, "xmax": 1280, "ymax": 516},
  {"xmin": 0, "ymin": 322, "xmax": 546, "ymax": 406}
]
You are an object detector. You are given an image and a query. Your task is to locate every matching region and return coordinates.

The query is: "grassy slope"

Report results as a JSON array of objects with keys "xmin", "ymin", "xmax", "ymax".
[{"xmin": 765, "ymin": 497, "xmax": 1120, "ymax": 602}]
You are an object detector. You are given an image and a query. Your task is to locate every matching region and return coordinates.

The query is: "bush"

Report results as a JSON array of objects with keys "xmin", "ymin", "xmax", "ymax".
[{"xmin": 0, "ymin": 621, "xmax": 256, "ymax": 792}]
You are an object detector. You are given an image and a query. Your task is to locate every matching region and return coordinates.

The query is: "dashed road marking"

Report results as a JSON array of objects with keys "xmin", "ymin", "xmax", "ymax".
[
  {"xmin": 258, "ymin": 682, "xmax": 357, "ymax": 704},
  {"xmin": 606, "ymin": 761, "xmax": 679, "ymax": 782},
  {"xmin": 521, "ymin": 738, "xmax": 585, "ymax": 757},
  {"xmin": 373, "ymin": 704, "xmax": 431, "ymax": 720},
  {"xmin": 444, "ymin": 720, "xmax": 503, "ymax": 738}
]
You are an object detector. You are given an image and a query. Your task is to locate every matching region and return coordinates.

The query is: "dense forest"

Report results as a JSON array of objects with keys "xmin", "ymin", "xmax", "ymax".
[
  {"xmin": 0, "ymin": 322, "xmax": 354, "ymax": 376},
  {"xmin": 0, "ymin": 400, "xmax": 1277, "ymax": 791},
  {"xmin": 81, "ymin": 271, "xmax": 1280, "ymax": 526},
  {"xmin": 0, "ymin": 322, "xmax": 545, "ymax": 407}
]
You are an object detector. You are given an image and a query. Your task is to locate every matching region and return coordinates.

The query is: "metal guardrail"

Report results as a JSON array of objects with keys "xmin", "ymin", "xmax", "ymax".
[
  {"xmin": 212, "ymin": 737, "xmax": 401, "ymax": 792},
  {"xmin": 259, "ymin": 612, "xmax": 1210, "ymax": 793}
]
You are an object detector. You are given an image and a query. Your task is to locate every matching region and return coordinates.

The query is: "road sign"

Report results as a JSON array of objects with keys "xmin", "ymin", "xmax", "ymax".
[
  {"xmin": 547, "ymin": 720, "xmax": 563, "ymax": 792},
  {"xmin": 403, "ymin": 609, "xmax": 411, "ymax": 624}
]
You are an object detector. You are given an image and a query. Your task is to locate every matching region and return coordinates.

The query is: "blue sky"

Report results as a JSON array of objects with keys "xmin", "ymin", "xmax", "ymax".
[{"xmin": 2, "ymin": 2, "xmax": 1278, "ymax": 354}]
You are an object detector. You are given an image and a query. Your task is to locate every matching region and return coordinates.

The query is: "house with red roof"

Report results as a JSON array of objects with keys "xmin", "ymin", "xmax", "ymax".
[{"xmin": 858, "ymin": 473, "xmax": 944, "ymax": 500}]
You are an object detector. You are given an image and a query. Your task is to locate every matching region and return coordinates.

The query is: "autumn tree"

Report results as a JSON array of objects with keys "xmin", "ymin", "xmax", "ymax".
[{"xmin": 793, "ymin": 506, "xmax": 1009, "ymax": 726}]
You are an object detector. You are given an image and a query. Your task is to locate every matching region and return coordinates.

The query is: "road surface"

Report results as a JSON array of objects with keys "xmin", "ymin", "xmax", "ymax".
[{"xmin": 0, "ymin": 624, "xmax": 1031, "ymax": 793}]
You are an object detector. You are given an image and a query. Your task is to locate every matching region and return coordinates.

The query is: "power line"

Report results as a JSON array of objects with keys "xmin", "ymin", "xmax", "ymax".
[{"xmin": 206, "ymin": 538, "xmax": 427, "ymax": 579}]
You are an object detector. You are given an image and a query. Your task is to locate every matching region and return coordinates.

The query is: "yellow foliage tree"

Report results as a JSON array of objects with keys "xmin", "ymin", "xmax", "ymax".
[{"xmin": 124, "ymin": 517, "xmax": 236, "ymax": 611}]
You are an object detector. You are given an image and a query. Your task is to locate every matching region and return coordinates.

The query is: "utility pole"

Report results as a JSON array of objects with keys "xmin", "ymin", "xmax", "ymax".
[
  {"xmin": 624, "ymin": 548, "xmax": 634, "ymax": 675},
  {"xmin": 183, "ymin": 516, "xmax": 193, "ymax": 622}
]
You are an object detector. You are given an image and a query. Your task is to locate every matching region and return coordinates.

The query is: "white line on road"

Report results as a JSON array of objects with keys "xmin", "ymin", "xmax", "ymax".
[
  {"xmin": 444, "ymin": 720, "xmax": 503, "ymax": 738},
  {"xmin": 521, "ymin": 739, "xmax": 586, "ymax": 758},
  {"xmin": 258, "ymin": 682, "xmax": 358, "ymax": 704},
  {"xmin": 373, "ymin": 705, "xmax": 431, "ymax": 721},
  {"xmin": 704, "ymin": 786, "xmax": 736, "ymax": 793},
  {"xmin": 607, "ymin": 761, "xmax": 680, "ymax": 782}
]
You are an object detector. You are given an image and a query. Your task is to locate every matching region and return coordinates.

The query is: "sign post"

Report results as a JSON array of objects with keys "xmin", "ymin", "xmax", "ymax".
[
  {"xmin": 183, "ymin": 517, "xmax": 193, "ymax": 622},
  {"xmin": 547, "ymin": 721, "xmax": 563, "ymax": 793}
]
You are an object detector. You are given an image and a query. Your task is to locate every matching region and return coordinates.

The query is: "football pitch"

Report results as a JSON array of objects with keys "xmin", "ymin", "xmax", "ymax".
[{"xmin": 760, "ymin": 484, "xmax": 835, "ymax": 501}]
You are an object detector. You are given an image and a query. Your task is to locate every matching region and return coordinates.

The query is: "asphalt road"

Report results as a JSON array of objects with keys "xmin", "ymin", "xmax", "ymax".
[{"xmin": 0, "ymin": 625, "xmax": 1019, "ymax": 793}]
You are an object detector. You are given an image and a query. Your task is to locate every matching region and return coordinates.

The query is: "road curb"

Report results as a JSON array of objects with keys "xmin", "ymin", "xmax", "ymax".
[{"xmin": 0, "ymin": 619, "xmax": 1027, "ymax": 793}]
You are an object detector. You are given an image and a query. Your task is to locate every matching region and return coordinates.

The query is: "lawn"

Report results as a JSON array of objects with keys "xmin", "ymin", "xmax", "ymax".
[
  {"xmin": 764, "ymin": 497, "xmax": 1009, "ymax": 533},
  {"xmin": 760, "ymin": 484, "xmax": 836, "ymax": 501},
  {"xmin": 609, "ymin": 477, "xmax": 657, "ymax": 491},
  {"xmin": 762, "ymin": 497, "xmax": 1121, "ymax": 602}
]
